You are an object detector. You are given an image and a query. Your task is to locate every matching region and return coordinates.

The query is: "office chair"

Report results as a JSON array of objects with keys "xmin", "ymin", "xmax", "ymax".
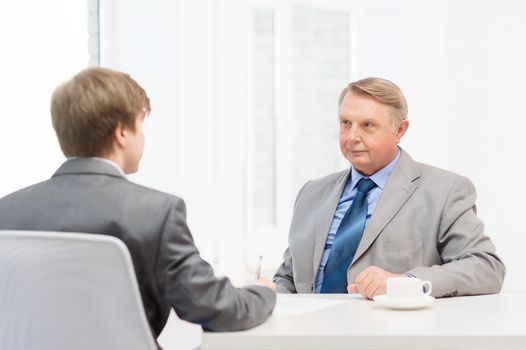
[{"xmin": 0, "ymin": 230, "xmax": 158, "ymax": 350}]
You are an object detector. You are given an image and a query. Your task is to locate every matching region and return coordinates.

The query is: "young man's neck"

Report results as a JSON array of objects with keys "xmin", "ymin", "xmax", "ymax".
[{"xmin": 93, "ymin": 152, "xmax": 127, "ymax": 175}]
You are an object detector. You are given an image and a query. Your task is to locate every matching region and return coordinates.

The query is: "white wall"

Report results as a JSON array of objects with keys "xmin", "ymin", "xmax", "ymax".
[
  {"xmin": 0, "ymin": 1, "xmax": 88, "ymax": 197},
  {"xmin": 357, "ymin": 0, "xmax": 526, "ymax": 293}
]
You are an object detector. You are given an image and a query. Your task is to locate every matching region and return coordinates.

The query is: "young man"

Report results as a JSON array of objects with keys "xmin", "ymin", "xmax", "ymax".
[{"xmin": 0, "ymin": 67, "xmax": 276, "ymax": 341}]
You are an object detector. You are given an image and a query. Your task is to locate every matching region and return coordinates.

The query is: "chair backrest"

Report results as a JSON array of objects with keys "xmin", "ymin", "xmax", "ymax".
[{"xmin": 0, "ymin": 230, "xmax": 158, "ymax": 350}]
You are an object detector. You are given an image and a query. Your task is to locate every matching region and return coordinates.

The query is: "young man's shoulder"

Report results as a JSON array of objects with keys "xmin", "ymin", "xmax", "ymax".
[
  {"xmin": 0, "ymin": 180, "xmax": 51, "ymax": 204},
  {"xmin": 122, "ymin": 180, "xmax": 185, "ymax": 207},
  {"xmin": 0, "ymin": 176, "xmax": 184, "ymax": 213}
]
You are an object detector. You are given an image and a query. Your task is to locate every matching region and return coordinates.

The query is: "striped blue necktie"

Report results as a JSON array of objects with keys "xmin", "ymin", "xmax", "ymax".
[{"xmin": 320, "ymin": 178, "xmax": 377, "ymax": 293}]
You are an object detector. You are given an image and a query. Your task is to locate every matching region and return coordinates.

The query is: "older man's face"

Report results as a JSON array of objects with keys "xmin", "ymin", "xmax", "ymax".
[{"xmin": 338, "ymin": 91, "xmax": 408, "ymax": 176}]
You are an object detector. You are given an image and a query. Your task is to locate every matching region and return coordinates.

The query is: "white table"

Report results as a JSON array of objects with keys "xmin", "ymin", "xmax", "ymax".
[{"xmin": 201, "ymin": 293, "xmax": 526, "ymax": 350}]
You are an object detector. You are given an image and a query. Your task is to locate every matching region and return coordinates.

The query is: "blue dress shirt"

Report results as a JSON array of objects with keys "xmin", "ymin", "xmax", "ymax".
[{"xmin": 314, "ymin": 149, "xmax": 401, "ymax": 293}]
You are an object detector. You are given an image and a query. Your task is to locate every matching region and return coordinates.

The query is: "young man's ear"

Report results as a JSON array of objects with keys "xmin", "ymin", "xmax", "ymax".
[{"xmin": 114, "ymin": 123, "xmax": 127, "ymax": 148}]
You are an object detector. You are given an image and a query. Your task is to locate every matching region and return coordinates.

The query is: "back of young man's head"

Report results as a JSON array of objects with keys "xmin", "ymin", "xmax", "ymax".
[{"xmin": 51, "ymin": 67, "xmax": 151, "ymax": 157}]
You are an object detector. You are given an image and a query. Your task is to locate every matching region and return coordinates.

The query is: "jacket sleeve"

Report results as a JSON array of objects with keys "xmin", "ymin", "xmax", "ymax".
[
  {"xmin": 156, "ymin": 198, "xmax": 276, "ymax": 331},
  {"xmin": 407, "ymin": 176, "xmax": 506, "ymax": 297},
  {"xmin": 273, "ymin": 180, "xmax": 314, "ymax": 293},
  {"xmin": 273, "ymin": 247, "xmax": 297, "ymax": 293}
]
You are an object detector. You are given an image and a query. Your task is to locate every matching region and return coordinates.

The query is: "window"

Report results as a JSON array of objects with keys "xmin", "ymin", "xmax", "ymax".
[
  {"xmin": 251, "ymin": 7, "xmax": 277, "ymax": 230},
  {"xmin": 247, "ymin": 2, "xmax": 352, "ymax": 267}
]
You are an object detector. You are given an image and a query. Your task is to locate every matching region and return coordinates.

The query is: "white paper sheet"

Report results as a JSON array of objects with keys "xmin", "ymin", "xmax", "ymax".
[{"xmin": 274, "ymin": 295, "xmax": 348, "ymax": 315}]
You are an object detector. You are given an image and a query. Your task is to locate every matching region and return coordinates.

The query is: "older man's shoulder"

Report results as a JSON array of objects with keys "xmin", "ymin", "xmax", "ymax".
[
  {"xmin": 412, "ymin": 160, "xmax": 474, "ymax": 194},
  {"xmin": 416, "ymin": 160, "xmax": 468, "ymax": 182},
  {"xmin": 303, "ymin": 169, "xmax": 349, "ymax": 190}
]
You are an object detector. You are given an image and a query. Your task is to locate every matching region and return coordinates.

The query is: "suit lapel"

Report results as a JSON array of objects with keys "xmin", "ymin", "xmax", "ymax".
[
  {"xmin": 312, "ymin": 170, "xmax": 350, "ymax": 277},
  {"xmin": 351, "ymin": 150, "xmax": 421, "ymax": 264}
]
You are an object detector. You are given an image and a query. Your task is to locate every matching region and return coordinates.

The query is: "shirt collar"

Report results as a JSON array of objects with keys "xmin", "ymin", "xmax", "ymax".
[
  {"xmin": 67, "ymin": 156, "xmax": 126, "ymax": 177},
  {"xmin": 349, "ymin": 147, "xmax": 401, "ymax": 191}
]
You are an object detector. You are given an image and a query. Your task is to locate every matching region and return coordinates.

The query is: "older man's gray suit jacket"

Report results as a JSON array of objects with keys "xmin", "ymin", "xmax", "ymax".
[
  {"xmin": 0, "ymin": 158, "xmax": 275, "ymax": 337},
  {"xmin": 274, "ymin": 150, "xmax": 505, "ymax": 297}
]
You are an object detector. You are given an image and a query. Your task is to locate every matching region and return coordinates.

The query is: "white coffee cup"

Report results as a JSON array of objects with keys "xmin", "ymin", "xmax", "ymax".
[{"xmin": 386, "ymin": 277, "xmax": 432, "ymax": 300}]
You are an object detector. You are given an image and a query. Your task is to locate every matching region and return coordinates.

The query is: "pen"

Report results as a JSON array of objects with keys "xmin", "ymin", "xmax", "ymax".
[{"xmin": 255, "ymin": 255, "xmax": 263, "ymax": 280}]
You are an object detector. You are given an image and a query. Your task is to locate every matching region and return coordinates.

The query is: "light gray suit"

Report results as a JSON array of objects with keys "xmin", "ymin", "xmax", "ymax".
[
  {"xmin": 0, "ymin": 158, "xmax": 275, "ymax": 341},
  {"xmin": 274, "ymin": 149, "xmax": 505, "ymax": 297}
]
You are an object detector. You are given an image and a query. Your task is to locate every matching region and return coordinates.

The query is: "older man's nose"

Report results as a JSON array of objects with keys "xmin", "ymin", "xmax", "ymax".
[{"xmin": 344, "ymin": 126, "xmax": 361, "ymax": 143}]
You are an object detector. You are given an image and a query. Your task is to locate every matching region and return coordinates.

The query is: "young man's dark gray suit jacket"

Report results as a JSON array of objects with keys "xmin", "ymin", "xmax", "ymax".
[{"xmin": 0, "ymin": 158, "xmax": 275, "ymax": 339}]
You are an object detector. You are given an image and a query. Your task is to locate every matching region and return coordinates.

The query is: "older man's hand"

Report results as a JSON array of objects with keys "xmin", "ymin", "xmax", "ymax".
[{"xmin": 347, "ymin": 266, "xmax": 404, "ymax": 299}]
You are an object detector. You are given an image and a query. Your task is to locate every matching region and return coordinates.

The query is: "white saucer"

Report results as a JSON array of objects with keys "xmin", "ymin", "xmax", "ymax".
[{"xmin": 373, "ymin": 294, "xmax": 434, "ymax": 310}]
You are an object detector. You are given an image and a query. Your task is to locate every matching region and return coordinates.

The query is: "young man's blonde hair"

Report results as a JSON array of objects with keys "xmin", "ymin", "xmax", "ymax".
[
  {"xmin": 51, "ymin": 67, "xmax": 151, "ymax": 157},
  {"xmin": 338, "ymin": 77, "xmax": 408, "ymax": 128}
]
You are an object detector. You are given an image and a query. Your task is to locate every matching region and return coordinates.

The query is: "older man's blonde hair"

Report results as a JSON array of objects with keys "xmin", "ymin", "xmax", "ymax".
[
  {"xmin": 51, "ymin": 67, "xmax": 151, "ymax": 157},
  {"xmin": 338, "ymin": 77, "xmax": 408, "ymax": 128}
]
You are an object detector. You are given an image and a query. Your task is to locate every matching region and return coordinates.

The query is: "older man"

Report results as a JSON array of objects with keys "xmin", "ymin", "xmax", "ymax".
[{"xmin": 273, "ymin": 77, "xmax": 505, "ymax": 299}]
